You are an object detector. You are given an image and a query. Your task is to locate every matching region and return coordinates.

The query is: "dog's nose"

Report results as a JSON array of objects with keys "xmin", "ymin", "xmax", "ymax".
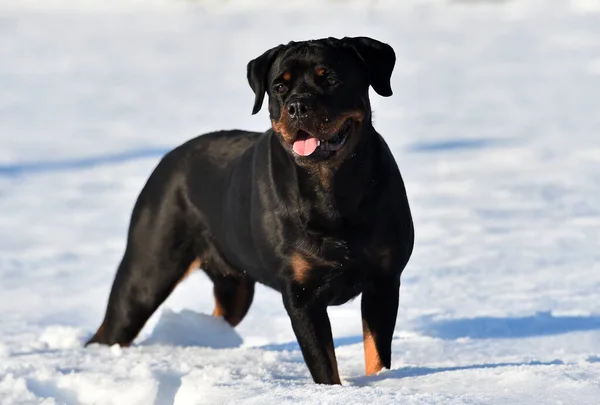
[{"xmin": 287, "ymin": 99, "xmax": 312, "ymax": 120}]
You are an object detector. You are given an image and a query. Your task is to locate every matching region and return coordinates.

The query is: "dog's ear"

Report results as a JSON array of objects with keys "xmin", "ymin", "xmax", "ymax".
[
  {"xmin": 247, "ymin": 45, "xmax": 285, "ymax": 115},
  {"xmin": 341, "ymin": 37, "xmax": 396, "ymax": 97}
]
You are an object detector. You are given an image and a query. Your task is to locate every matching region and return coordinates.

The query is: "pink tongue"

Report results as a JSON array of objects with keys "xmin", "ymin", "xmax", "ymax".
[{"xmin": 292, "ymin": 136, "xmax": 319, "ymax": 156}]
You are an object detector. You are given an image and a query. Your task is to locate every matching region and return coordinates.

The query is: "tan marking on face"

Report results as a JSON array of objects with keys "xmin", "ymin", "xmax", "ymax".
[
  {"xmin": 291, "ymin": 253, "xmax": 311, "ymax": 283},
  {"xmin": 271, "ymin": 108, "xmax": 295, "ymax": 144},
  {"xmin": 283, "ymin": 72, "xmax": 291, "ymax": 81},
  {"xmin": 326, "ymin": 341, "xmax": 342, "ymax": 384},
  {"xmin": 363, "ymin": 322, "xmax": 385, "ymax": 376},
  {"xmin": 316, "ymin": 67, "xmax": 326, "ymax": 76},
  {"xmin": 320, "ymin": 110, "xmax": 365, "ymax": 138}
]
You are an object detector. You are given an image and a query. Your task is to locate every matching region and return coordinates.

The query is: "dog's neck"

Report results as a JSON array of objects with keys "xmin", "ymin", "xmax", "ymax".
[{"xmin": 285, "ymin": 122, "xmax": 380, "ymax": 225}]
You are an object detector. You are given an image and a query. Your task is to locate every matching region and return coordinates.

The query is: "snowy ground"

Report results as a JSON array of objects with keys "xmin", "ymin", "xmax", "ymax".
[{"xmin": 1, "ymin": 0, "xmax": 600, "ymax": 403}]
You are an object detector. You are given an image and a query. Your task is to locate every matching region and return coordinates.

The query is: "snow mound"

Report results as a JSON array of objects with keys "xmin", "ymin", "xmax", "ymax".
[
  {"xmin": 38, "ymin": 326, "xmax": 87, "ymax": 349},
  {"xmin": 141, "ymin": 309, "xmax": 243, "ymax": 348}
]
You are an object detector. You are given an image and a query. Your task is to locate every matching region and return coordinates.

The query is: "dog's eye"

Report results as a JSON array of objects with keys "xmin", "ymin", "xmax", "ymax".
[{"xmin": 274, "ymin": 84, "xmax": 288, "ymax": 94}]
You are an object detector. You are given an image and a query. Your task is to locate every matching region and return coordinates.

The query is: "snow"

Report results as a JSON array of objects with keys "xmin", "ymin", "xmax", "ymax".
[
  {"xmin": 1, "ymin": 0, "xmax": 600, "ymax": 403},
  {"xmin": 141, "ymin": 310, "xmax": 243, "ymax": 349}
]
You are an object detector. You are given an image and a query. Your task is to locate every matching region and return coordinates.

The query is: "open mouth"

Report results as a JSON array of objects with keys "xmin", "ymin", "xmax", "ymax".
[{"xmin": 292, "ymin": 119, "xmax": 353, "ymax": 158}]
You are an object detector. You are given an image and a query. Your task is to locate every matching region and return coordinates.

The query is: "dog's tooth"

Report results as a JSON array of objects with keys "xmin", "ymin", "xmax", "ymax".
[{"xmin": 317, "ymin": 140, "xmax": 321, "ymax": 147}]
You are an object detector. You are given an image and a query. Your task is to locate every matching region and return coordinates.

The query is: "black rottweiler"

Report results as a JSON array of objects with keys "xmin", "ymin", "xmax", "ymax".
[{"xmin": 87, "ymin": 36, "xmax": 414, "ymax": 385}]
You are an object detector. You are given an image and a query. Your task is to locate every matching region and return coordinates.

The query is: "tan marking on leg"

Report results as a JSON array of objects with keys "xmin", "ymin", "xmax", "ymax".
[
  {"xmin": 363, "ymin": 321, "xmax": 385, "ymax": 376},
  {"xmin": 212, "ymin": 294, "xmax": 225, "ymax": 318},
  {"xmin": 96, "ymin": 321, "xmax": 105, "ymax": 337},
  {"xmin": 178, "ymin": 257, "xmax": 201, "ymax": 286},
  {"xmin": 88, "ymin": 320, "xmax": 132, "ymax": 348},
  {"xmin": 88, "ymin": 320, "xmax": 106, "ymax": 343},
  {"xmin": 213, "ymin": 280, "xmax": 252, "ymax": 326},
  {"xmin": 291, "ymin": 253, "xmax": 311, "ymax": 283}
]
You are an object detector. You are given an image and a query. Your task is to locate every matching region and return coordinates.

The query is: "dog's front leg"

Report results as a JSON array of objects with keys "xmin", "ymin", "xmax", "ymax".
[
  {"xmin": 282, "ymin": 284, "xmax": 341, "ymax": 385},
  {"xmin": 361, "ymin": 274, "xmax": 400, "ymax": 376}
]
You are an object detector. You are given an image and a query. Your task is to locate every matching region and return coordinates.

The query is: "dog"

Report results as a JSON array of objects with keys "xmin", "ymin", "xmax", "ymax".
[{"xmin": 87, "ymin": 36, "xmax": 414, "ymax": 385}]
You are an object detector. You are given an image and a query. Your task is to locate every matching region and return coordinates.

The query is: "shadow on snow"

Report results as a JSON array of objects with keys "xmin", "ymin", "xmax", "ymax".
[
  {"xmin": 0, "ymin": 147, "xmax": 169, "ymax": 177},
  {"xmin": 349, "ymin": 359, "xmax": 564, "ymax": 386},
  {"xmin": 259, "ymin": 335, "xmax": 373, "ymax": 352},
  {"xmin": 406, "ymin": 137, "xmax": 513, "ymax": 153},
  {"xmin": 417, "ymin": 311, "xmax": 600, "ymax": 340}
]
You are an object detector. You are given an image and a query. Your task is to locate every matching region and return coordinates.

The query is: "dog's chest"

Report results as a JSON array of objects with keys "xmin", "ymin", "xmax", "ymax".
[{"xmin": 295, "ymin": 233, "xmax": 382, "ymax": 306}]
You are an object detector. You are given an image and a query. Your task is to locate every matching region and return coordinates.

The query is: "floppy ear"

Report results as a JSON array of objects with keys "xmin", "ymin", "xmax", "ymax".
[
  {"xmin": 341, "ymin": 37, "xmax": 396, "ymax": 97},
  {"xmin": 247, "ymin": 45, "xmax": 285, "ymax": 115}
]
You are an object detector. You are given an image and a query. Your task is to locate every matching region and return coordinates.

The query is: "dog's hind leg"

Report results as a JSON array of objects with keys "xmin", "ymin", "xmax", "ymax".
[
  {"xmin": 86, "ymin": 181, "xmax": 203, "ymax": 347},
  {"xmin": 211, "ymin": 274, "xmax": 255, "ymax": 327},
  {"xmin": 86, "ymin": 242, "xmax": 200, "ymax": 347},
  {"xmin": 201, "ymin": 251, "xmax": 255, "ymax": 327}
]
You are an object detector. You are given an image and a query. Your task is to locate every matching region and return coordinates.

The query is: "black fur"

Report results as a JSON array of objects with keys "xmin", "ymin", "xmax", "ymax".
[{"xmin": 87, "ymin": 36, "xmax": 414, "ymax": 385}]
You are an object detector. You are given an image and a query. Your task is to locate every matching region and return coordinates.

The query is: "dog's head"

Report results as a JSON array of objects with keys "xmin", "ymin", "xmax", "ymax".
[{"xmin": 247, "ymin": 37, "xmax": 395, "ymax": 164}]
